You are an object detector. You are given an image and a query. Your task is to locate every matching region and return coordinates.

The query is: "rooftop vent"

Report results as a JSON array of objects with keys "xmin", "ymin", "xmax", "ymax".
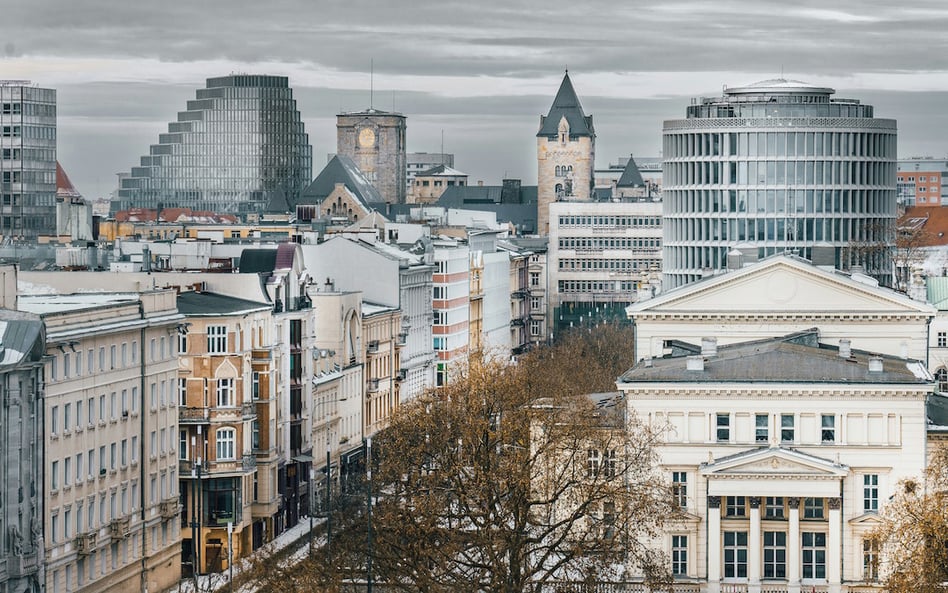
[
  {"xmin": 868, "ymin": 357, "xmax": 884, "ymax": 373},
  {"xmin": 701, "ymin": 337, "xmax": 718, "ymax": 357},
  {"xmin": 686, "ymin": 355, "xmax": 704, "ymax": 372},
  {"xmin": 839, "ymin": 339, "xmax": 852, "ymax": 359}
]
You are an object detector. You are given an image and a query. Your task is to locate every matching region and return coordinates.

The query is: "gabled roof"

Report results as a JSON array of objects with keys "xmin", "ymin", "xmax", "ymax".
[
  {"xmin": 616, "ymin": 155, "xmax": 645, "ymax": 188},
  {"xmin": 537, "ymin": 72, "xmax": 594, "ymax": 138},
  {"xmin": 619, "ymin": 330, "xmax": 931, "ymax": 385},
  {"xmin": 264, "ymin": 188, "xmax": 291, "ymax": 214},
  {"xmin": 176, "ymin": 291, "xmax": 271, "ymax": 316},
  {"xmin": 56, "ymin": 162, "xmax": 83, "ymax": 199},
  {"xmin": 298, "ymin": 155, "xmax": 384, "ymax": 206},
  {"xmin": 628, "ymin": 255, "xmax": 936, "ymax": 317},
  {"xmin": 417, "ymin": 164, "xmax": 468, "ymax": 177}
]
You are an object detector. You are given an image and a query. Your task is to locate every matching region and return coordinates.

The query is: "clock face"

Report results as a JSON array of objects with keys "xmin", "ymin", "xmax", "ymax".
[{"xmin": 359, "ymin": 127, "xmax": 376, "ymax": 148}]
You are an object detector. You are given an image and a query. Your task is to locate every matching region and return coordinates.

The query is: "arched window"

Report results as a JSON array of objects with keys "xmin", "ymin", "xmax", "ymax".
[
  {"xmin": 216, "ymin": 428, "xmax": 236, "ymax": 460},
  {"xmin": 937, "ymin": 368, "xmax": 948, "ymax": 392}
]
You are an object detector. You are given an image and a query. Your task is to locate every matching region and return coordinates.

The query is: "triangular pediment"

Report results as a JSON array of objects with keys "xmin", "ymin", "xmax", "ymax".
[
  {"xmin": 849, "ymin": 512, "xmax": 883, "ymax": 527},
  {"xmin": 700, "ymin": 447, "xmax": 849, "ymax": 479},
  {"xmin": 630, "ymin": 256, "xmax": 934, "ymax": 316}
]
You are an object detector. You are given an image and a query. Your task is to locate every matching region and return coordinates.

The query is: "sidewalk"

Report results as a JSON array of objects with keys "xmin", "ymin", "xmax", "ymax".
[{"xmin": 170, "ymin": 516, "xmax": 326, "ymax": 593}]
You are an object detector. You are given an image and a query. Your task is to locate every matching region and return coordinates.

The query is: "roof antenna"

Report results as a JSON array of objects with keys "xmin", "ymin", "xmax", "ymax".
[
  {"xmin": 370, "ymin": 58, "xmax": 374, "ymax": 110},
  {"xmin": 440, "ymin": 129, "xmax": 444, "ymax": 165}
]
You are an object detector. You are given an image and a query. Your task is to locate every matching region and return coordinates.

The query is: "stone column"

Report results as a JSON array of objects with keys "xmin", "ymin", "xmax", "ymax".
[
  {"xmin": 787, "ymin": 497, "xmax": 801, "ymax": 593},
  {"xmin": 708, "ymin": 495, "xmax": 722, "ymax": 593},
  {"xmin": 748, "ymin": 497, "xmax": 762, "ymax": 593},
  {"xmin": 828, "ymin": 497, "xmax": 842, "ymax": 593}
]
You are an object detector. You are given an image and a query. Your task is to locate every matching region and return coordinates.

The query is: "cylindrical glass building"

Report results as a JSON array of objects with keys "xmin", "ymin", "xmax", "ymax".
[{"xmin": 662, "ymin": 79, "xmax": 897, "ymax": 290}]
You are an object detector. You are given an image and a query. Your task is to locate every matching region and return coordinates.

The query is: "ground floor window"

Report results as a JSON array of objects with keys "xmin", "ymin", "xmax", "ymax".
[
  {"xmin": 802, "ymin": 532, "xmax": 826, "ymax": 579},
  {"xmin": 763, "ymin": 531, "xmax": 787, "ymax": 578},
  {"xmin": 723, "ymin": 531, "xmax": 748, "ymax": 578}
]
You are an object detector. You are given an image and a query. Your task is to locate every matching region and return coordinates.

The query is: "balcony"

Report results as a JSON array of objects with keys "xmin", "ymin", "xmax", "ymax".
[
  {"xmin": 512, "ymin": 289, "xmax": 529, "ymax": 299},
  {"xmin": 179, "ymin": 407, "xmax": 209, "ymax": 423},
  {"xmin": 395, "ymin": 369, "xmax": 407, "ymax": 382},
  {"xmin": 110, "ymin": 517, "xmax": 130, "ymax": 540},
  {"xmin": 251, "ymin": 349, "xmax": 271, "ymax": 362},
  {"xmin": 510, "ymin": 318, "xmax": 525, "ymax": 327},
  {"xmin": 367, "ymin": 340, "xmax": 380, "ymax": 354},
  {"xmin": 396, "ymin": 332, "xmax": 408, "ymax": 347},
  {"xmin": 75, "ymin": 532, "xmax": 96, "ymax": 555},
  {"xmin": 160, "ymin": 498, "xmax": 180, "ymax": 519},
  {"xmin": 242, "ymin": 454, "xmax": 257, "ymax": 471},
  {"xmin": 241, "ymin": 401, "xmax": 256, "ymax": 419},
  {"xmin": 7, "ymin": 553, "xmax": 37, "ymax": 578},
  {"xmin": 367, "ymin": 379, "xmax": 381, "ymax": 393}
]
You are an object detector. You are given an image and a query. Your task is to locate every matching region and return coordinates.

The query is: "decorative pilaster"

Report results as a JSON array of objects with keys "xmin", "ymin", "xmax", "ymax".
[
  {"xmin": 828, "ymin": 497, "xmax": 842, "ymax": 593},
  {"xmin": 787, "ymin": 496, "xmax": 801, "ymax": 593},
  {"xmin": 707, "ymin": 496, "xmax": 722, "ymax": 593},
  {"xmin": 749, "ymin": 496, "xmax": 762, "ymax": 593}
]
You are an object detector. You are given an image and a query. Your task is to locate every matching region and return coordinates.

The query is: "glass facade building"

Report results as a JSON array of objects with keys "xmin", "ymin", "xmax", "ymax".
[
  {"xmin": 0, "ymin": 81, "xmax": 57, "ymax": 240},
  {"xmin": 662, "ymin": 79, "xmax": 897, "ymax": 289},
  {"xmin": 113, "ymin": 75, "xmax": 312, "ymax": 216}
]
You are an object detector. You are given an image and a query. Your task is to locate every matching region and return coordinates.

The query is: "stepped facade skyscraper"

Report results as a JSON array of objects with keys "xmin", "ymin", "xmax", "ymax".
[
  {"xmin": 112, "ymin": 75, "xmax": 312, "ymax": 216},
  {"xmin": 662, "ymin": 79, "xmax": 897, "ymax": 289}
]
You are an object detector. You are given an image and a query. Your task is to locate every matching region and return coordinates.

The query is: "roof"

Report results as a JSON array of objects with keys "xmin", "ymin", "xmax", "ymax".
[
  {"xmin": 537, "ymin": 72, "xmax": 594, "ymax": 138},
  {"xmin": 264, "ymin": 188, "xmax": 291, "ymax": 214},
  {"xmin": 238, "ymin": 249, "xmax": 278, "ymax": 274},
  {"xmin": 113, "ymin": 208, "xmax": 239, "ymax": 224},
  {"xmin": 19, "ymin": 293, "xmax": 142, "ymax": 314},
  {"xmin": 416, "ymin": 164, "xmax": 468, "ymax": 177},
  {"xmin": 298, "ymin": 155, "xmax": 384, "ymax": 206},
  {"xmin": 0, "ymin": 310, "xmax": 45, "ymax": 368},
  {"xmin": 362, "ymin": 301, "xmax": 397, "ymax": 317},
  {"xmin": 616, "ymin": 155, "xmax": 645, "ymax": 188},
  {"xmin": 899, "ymin": 206, "xmax": 948, "ymax": 247},
  {"xmin": 725, "ymin": 78, "xmax": 835, "ymax": 96},
  {"xmin": 619, "ymin": 331, "xmax": 931, "ymax": 385},
  {"xmin": 56, "ymin": 162, "xmax": 83, "ymax": 199},
  {"xmin": 176, "ymin": 291, "xmax": 271, "ymax": 316}
]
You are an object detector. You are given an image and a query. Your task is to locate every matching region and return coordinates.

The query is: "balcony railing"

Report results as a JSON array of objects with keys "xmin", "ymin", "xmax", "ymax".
[
  {"xmin": 241, "ymin": 401, "xmax": 256, "ymax": 419},
  {"xmin": 367, "ymin": 379, "xmax": 381, "ymax": 393},
  {"xmin": 110, "ymin": 517, "xmax": 130, "ymax": 541},
  {"xmin": 179, "ymin": 407, "xmax": 209, "ymax": 423},
  {"xmin": 75, "ymin": 532, "xmax": 96, "ymax": 556},
  {"xmin": 160, "ymin": 498, "xmax": 180, "ymax": 519},
  {"xmin": 367, "ymin": 340, "xmax": 380, "ymax": 354}
]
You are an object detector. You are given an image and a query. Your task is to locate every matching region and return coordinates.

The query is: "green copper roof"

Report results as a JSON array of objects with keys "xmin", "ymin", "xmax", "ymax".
[{"xmin": 927, "ymin": 277, "xmax": 948, "ymax": 310}]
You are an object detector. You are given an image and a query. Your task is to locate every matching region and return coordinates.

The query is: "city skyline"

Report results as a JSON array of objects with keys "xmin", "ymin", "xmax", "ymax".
[{"xmin": 3, "ymin": 0, "xmax": 948, "ymax": 199}]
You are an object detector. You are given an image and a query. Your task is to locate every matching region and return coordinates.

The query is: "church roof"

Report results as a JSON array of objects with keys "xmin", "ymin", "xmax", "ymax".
[
  {"xmin": 537, "ymin": 72, "xmax": 594, "ymax": 138},
  {"xmin": 616, "ymin": 155, "xmax": 646, "ymax": 188},
  {"xmin": 298, "ymin": 155, "xmax": 384, "ymax": 207}
]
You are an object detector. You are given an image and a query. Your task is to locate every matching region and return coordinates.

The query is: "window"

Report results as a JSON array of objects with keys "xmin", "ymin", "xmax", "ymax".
[
  {"xmin": 251, "ymin": 421, "xmax": 260, "ymax": 450},
  {"xmin": 863, "ymin": 538, "xmax": 879, "ymax": 581},
  {"xmin": 755, "ymin": 413, "xmax": 768, "ymax": 443},
  {"xmin": 821, "ymin": 414, "xmax": 836, "ymax": 443},
  {"xmin": 51, "ymin": 405, "xmax": 59, "ymax": 434},
  {"xmin": 530, "ymin": 272, "xmax": 540, "ymax": 287},
  {"xmin": 251, "ymin": 372, "xmax": 260, "ymax": 400},
  {"xmin": 804, "ymin": 497, "xmax": 824, "ymax": 519},
  {"xmin": 216, "ymin": 428, "xmax": 236, "ymax": 460},
  {"xmin": 52, "ymin": 460, "xmax": 59, "ymax": 489},
  {"xmin": 725, "ymin": 496, "xmax": 746, "ymax": 517},
  {"xmin": 716, "ymin": 413, "xmax": 730, "ymax": 442},
  {"xmin": 672, "ymin": 535, "xmax": 687, "ymax": 575},
  {"xmin": 217, "ymin": 378, "xmax": 235, "ymax": 407},
  {"xmin": 940, "ymin": 333, "xmax": 948, "ymax": 348},
  {"xmin": 76, "ymin": 453, "xmax": 83, "ymax": 482},
  {"xmin": 180, "ymin": 430, "xmax": 188, "ymax": 460},
  {"xmin": 672, "ymin": 471, "xmax": 687, "ymax": 508},
  {"xmin": 604, "ymin": 449, "xmax": 617, "ymax": 478},
  {"xmin": 587, "ymin": 449, "xmax": 600, "ymax": 477},
  {"xmin": 765, "ymin": 496, "xmax": 784, "ymax": 519},
  {"xmin": 178, "ymin": 333, "xmax": 187, "ymax": 354},
  {"xmin": 763, "ymin": 531, "xmax": 787, "ymax": 578},
  {"xmin": 64, "ymin": 458, "xmax": 72, "ymax": 486},
  {"xmin": 110, "ymin": 443, "xmax": 116, "ymax": 470},
  {"xmin": 207, "ymin": 325, "xmax": 227, "ymax": 353},
  {"xmin": 723, "ymin": 531, "xmax": 748, "ymax": 578},
  {"xmin": 64, "ymin": 403, "xmax": 71, "ymax": 431},
  {"xmin": 863, "ymin": 474, "xmax": 879, "ymax": 511},
  {"xmin": 937, "ymin": 368, "xmax": 948, "ymax": 392},
  {"xmin": 802, "ymin": 532, "xmax": 827, "ymax": 579},
  {"xmin": 87, "ymin": 397, "xmax": 94, "ymax": 425},
  {"xmin": 780, "ymin": 413, "xmax": 795, "ymax": 442},
  {"xmin": 179, "ymin": 378, "xmax": 187, "ymax": 406}
]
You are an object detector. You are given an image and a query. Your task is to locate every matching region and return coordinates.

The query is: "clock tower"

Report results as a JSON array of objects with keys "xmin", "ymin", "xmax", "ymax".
[{"xmin": 336, "ymin": 109, "xmax": 407, "ymax": 205}]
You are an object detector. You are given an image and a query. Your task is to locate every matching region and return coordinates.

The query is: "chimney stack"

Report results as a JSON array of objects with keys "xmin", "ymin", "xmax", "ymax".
[
  {"xmin": 686, "ymin": 355, "xmax": 705, "ymax": 372},
  {"xmin": 839, "ymin": 339, "xmax": 852, "ymax": 359},
  {"xmin": 701, "ymin": 337, "xmax": 718, "ymax": 357},
  {"xmin": 868, "ymin": 357, "xmax": 884, "ymax": 373}
]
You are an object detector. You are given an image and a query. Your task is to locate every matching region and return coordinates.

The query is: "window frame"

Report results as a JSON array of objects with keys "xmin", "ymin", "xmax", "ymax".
[
  {"xmin": 802, "ymin": 531, "xmax": 827, "ymax": 579},
  {"xmin": 207, "ymin": 325, "xmax": 228, "ymax": 354},
  {"xmin": 216, "ymin": 427, "xmax": 236, "ymax": 461},
  {"xmin": 763, "ymin": 530, "xmax": 787, "ymax": 579}
]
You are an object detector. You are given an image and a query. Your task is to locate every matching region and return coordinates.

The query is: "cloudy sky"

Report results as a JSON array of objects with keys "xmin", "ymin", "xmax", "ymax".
[{"xmin": 4, "ymin": 0, "xmax": 948, "ymax": 198}]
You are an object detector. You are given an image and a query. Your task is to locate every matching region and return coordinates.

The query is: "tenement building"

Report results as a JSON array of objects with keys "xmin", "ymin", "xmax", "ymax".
[
  {"xmin": 112, "ymin": 74, "xmax": 312, "ymax": 216},
  {"xmin": 0, "ymin": 81, "xmax": 57, "ymax": 239},
  {"xmin": 662, "ymin": 78, "xmax": 897, "ymax": 289},
  {"xmin": 0, "ymin": 309, "xmax": 46, "ymax": 593},
  {"xmin": 19, "ymin": 291, "xmax": 183, "ymax": 593}
]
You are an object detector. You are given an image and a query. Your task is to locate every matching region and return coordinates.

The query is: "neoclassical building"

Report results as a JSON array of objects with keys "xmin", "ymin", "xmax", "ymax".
[
  {"xmin": 619, "ymin": 254, "xmax": 937, "ymax": 592},
  {"xmin": 618, "ymin": 333, "xmax": 931, "ymax": 593}
]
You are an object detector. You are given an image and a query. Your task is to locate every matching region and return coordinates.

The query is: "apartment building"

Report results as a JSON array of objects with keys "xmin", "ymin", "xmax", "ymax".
[
  {"xmin": 362, "ymin": 303, "xmax": 401, "ymax": 437},
  {"xmin": 19, "ymin": 291, "xmax": 183, "ymax": 593}
]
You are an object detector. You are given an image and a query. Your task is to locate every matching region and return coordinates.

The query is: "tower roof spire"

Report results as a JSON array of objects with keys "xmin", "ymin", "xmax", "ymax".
[{"xmin": 537, "ymin": 71, "xmax": 594, "ymax": 138}]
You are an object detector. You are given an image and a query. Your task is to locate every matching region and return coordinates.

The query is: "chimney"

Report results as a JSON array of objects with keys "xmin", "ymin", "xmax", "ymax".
[
  {"xmin": 643, "ymin": 356, "xmax": 653, "ymax": 368},
  {"xmin": 701, "ymin": 337, "xmax": 718, "ymax": 357},
  {"xmin": 686, "ymin": 355, "xmax": 704, "ymax": 372},
  {"xmin": 868, "ymin": 357, "xmax": 884, "ymax": 373},
  {"xmin": 838, "ymin": 339, "xmax": 852, "ymax": 359}
]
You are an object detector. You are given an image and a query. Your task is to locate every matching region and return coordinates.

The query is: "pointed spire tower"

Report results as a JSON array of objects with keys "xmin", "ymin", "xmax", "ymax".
[{"xmin": 537, "ymin": 71, "xmax": 596, "ymax": 235}]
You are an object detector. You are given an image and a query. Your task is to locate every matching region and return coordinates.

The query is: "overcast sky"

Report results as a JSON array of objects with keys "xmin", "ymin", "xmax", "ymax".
[{"xmin": 4, "ymin": 0, "xmax": 948, "ymax": 198}]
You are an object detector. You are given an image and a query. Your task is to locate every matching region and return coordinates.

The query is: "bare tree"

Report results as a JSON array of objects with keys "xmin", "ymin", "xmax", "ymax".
[
  {"xmin": 845, "ymin": 217, "xmax": 934, "ymax": 291},
  {"xmin": 324, "ymin": 325, "xmax": 672, "ymax": 593},
  {"xmin": 868, "ymin": 444, "xmax": 948, "ymax": 592}
]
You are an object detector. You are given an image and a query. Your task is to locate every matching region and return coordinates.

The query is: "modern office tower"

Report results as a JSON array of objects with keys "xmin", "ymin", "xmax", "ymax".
[
  {"xmin": 536, "ymin": 72, "xmax": 596, "ymax": 236},
  {"xmin": 0, "ymin": 81, "xmax": 57, "ymax": 240},
  {"xmin": 662, "ymin": 78, "xmax": 897, "ymax": 289},
  {"xmin": 0, "ymin": 306, "xmax": 46, "ymax": 593},
  {"xmin": 19, "ymin": 290, "xmax": 183, "ymax": 593},
  {"xmin": 337, "ymin": 109, "xmax": 406, "ymax": 205},
  {"xmin": 112, "ymin": 75, "xmax": 312, "ymax": 217}
]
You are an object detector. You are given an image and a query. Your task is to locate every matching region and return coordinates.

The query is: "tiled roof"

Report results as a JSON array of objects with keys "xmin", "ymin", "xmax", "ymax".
[{"xmin": 899, "ymin": 206, "xmax": 948, "ymax": 246}]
